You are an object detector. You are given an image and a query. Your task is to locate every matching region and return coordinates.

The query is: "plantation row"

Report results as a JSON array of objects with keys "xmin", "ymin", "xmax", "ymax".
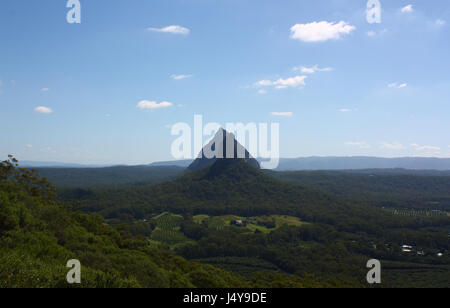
[{"xmin": 390, "ymin": 209, "xmax": 448, "ymax": 217}]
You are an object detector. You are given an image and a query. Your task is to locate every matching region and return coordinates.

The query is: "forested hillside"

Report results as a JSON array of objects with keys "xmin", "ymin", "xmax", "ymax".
[
  {"xmin": 60, "ymin": 158, "xmax": 450, "ymax": 288},
  {"xmin": 4, "ymin": 156, "xmax": 324, "ymax": 288},
  {"xmin": 269, "ymin": 170, "xmax": 450, "ymax": 211},
  {"xmin": 35, "ymin": 165, "xmax": 184, "ymax": 188}
]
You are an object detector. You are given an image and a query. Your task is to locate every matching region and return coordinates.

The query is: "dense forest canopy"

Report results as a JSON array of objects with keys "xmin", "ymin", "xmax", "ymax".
[
  {"xmin": 2, "ymin": 156, "xmax": 332, "ymax": 288},
  {"xmin": 2, "ymin": 156, "xmax": 449, "ymax": 288},
  {"xmin": 55, "ymin": 158, "xmax": 449, "ymax": 288}
]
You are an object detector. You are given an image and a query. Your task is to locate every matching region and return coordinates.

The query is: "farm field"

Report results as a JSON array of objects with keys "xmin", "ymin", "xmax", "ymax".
[
  {"xmin": 192, "ymin": 214, "xmax": 308, "ymax": 233},
  {"xmin": 149, "ymin": 213, "xmax": 194, "ymax": 248},
  {"xmin": 388, "ymin": 208, "xmax": 449, "ymax": 217}
]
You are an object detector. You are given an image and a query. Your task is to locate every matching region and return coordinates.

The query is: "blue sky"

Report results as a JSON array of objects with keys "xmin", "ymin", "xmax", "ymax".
[{"xmin": 0, "ymin": 0, "xmax": 449, "ymax": 164}]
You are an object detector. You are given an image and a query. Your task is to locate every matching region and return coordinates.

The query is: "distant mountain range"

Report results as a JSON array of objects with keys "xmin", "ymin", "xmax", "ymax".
[
  {"xmin": 148, "ymin": 160, "xmax": 192, "ymax": 168},
  {"xmin": 20, "ymin": 161, "xmax": 109, "ymax": 168},
  {"xmin": 21, "ymin": 156, "xmax": 450, "ymax": 171},
  {"xmin": 151, "ymin": 156, "xmax": 450, "ymax": 171},
  {"xmin": 275, "ymin": 157, "xmax": 450, "ymax": 171}
]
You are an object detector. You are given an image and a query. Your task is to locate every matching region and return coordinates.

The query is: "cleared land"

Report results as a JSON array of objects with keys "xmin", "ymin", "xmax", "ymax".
[{"xmin": 193, "ymin": 214, "xmax": 308, "ymax": 233}]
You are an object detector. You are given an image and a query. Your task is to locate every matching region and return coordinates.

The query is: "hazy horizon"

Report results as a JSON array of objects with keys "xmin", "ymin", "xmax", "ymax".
[{"xmin": 16, "ymin": 155, "xmax": 450, "ymax": 168}]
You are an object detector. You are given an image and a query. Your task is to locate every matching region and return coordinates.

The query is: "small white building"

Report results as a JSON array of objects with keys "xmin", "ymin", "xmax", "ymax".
[
  {"xmin": 402, "ymin": 245, "xmax": 414, "ymax": 253},
  {"xmin": 235, "ymin": 220, "xmax": 244, "ymax": 226}
]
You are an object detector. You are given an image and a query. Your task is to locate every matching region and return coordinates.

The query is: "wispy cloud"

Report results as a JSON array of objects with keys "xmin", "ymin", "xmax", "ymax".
[
  {"xmin": 26, "ymin": 144, "xmax": 33, "ymax": 149},
  {"xmin": 271, "ymin": 112, "xmax": 293, "ymax": 117},
  {"xmin": 148, "ymin": 25, "xmax": 190, "ymax": 35},
  {"xmin": 345, "ymin": 141, "xmax": 371, "ymax": 149},
  {"xmin": 401, "ymin": 5, "xmax": 414, "ymax": 14},
  {"xmin": 339, "ymin": 108, "xmax": 351, "ymax": 113},
  {"xmin": 293, "ymin": 65, "xmax": 332, "ymax": 74},
  {"xmin": 255, "ymin": 76, "xmax": 307, "ymax": 90},
  {"xmin": 290, "ymin": 21, "xmax": 355, "ymax": 43},
  {"xmin": 137, "ymin": 100, "xmax": 173, "ymax": 110},
  {"xmin": 367, "ymin": 29, "xmax": 388, "ymax": 37},
  {"xmin": 41, "ymin": 88, "xmax": 50, "ymax": 92},
  {"xmin": 34, "ymin": 106, "xmax": 53, "ymax": 114},
  {"xmin": 41, "ymin": 146, "xmax": 56, "ymax": 153},
  {"xmin": 380, "ymin": 142, "xmax": 407, "ymax": 150},
  {"xmin": 258, "ymin": 89, "xmax": 267, "ymax": 95},
  {"xmin": 411, "ymin": 143, "xmax": 440, "ymax": 151},
  {"xmin": 436, "ymin": 19, "xmax": 446, "ymax": 26},
  {"xmin": 171, "ymin": 74, "xmax": 192, "ymax": 80},
  {"xmin": 388, "ymin": 82, "xmax": 408, "ymax": 89}
]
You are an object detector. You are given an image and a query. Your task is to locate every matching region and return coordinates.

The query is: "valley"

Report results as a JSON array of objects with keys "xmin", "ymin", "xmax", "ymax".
[{"xmin": 2, "ymin": 148, "xmax": 449, "ymax": 288}]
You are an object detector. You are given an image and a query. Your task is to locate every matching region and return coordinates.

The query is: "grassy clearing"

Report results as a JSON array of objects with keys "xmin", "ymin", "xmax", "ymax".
[{"xmin": 271, "ymin": 215, "xmax": 307, "ymax": 228}]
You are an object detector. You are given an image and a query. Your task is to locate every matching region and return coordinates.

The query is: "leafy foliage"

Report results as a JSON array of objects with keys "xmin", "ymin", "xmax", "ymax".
[
  {"xmin": 8, "ymin": 157, "xmax": 449, "ymax": 288},
  {"xmin": 269, "ymin": 169, "xmax": 450, "ymax": 211},
  {"xmin": 63, "ymin": 159, "xmax": 449, "ymax": 287},
  {"xmin": 0, "ymin": 156, "xmax": 251, "ymax": 288}
]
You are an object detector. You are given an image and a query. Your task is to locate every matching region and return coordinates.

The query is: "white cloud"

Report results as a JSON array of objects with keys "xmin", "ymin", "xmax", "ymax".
[
  {"xmin": 345, "ymin": 141, "xmax": 371, "ymax": 149},
  {"xmin": 26, "ymin": 144, "xmax": 33, "ymax": 149},
  {"xmin": 380, "ymin": 142, "xmax": 407, "ymax": 150},
  {"xmin": 388, "ymin": 82, "xmax": 408, "ymax": 89},
  {"xmin": 293, "ymin": 65, "xmax": 332, "ymax": 74},
  {"xmin": 171, "ymin": 74, "xmax": 192, "ymax": 80},
  {"xmin": 255, "ymin": 80, "xmax": 273, "ymax": 87},
  {"xmin": 41, "ymin": 88, "xmax": 50, "ymax": 92},
  {"xmin": 255, "ymin": 76, "xmax": 307, "ymax": 90},
  {"xmin": 34, "ymin": 106, "xmax": 53, "ymax": 114},
  {"xmin": 271, "ymin": 112, "xmax": 293, "ymax": 117},
  {"xmin": 436, "ymin": 19, "xmax": 446, "ymax": 26},
  {"xmin": 137, "ymin": 100, "xmax": 173, "ymax": 110},
  {"xmin": 148, "ymin": 25, "xmax": 190, "ymax": 35},
  {"xmin": 401, "ymin": 5, "xmax": 414, "ymax": 14},
  {"xmin": 367, "ymin": 31, "xmax": 377, "ymax": 37},
  {"xmin": 411, "ymin": 143, "xmax": 440, "ymax": 151},
  {"xmin": 290, "ymin": 21, "xmax": 355, "ymax": 43},
  {"xmin": 274, "ymin": 76, "xmax": 307, "ymax": 89},
  {"xmin": 339, "ymin": 108, "xmax": 351, "ymax": 113}
]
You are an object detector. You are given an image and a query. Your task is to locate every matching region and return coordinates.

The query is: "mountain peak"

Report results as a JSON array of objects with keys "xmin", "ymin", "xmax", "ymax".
[{"xmin": 187, "ymin": 128, "xmax": 260, "ymax": 172}]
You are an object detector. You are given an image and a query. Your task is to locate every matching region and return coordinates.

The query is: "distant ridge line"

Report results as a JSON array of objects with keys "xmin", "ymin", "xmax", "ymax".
[{"xmin": 20, "ymin": 156, "xmax": 450, "ymax": 171}]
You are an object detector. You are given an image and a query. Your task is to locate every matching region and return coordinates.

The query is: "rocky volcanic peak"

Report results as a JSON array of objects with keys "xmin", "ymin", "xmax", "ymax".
[{"xmin": 187, "ymin": 128, "xmax": 260, "ymax": 172}]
